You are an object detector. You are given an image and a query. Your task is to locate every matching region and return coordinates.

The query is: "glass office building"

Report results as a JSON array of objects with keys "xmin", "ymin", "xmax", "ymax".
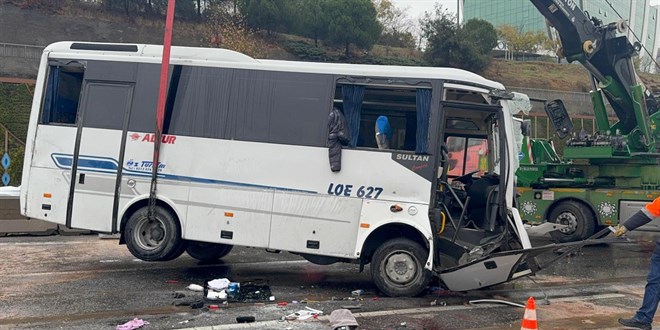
[{"xmin": 462, "ymin": 0, "xmax": 660, "ymax": 72}]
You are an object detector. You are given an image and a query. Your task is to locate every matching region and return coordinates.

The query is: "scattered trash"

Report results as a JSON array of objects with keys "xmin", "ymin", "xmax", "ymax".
[
  {"xmin": 171, "ymin": 292, "xmax": 185, "ymax": 299},
  {"xmin": 187, "ymin": 284, "xmax": 204, "ymax": 292},
  {"xmin": 190, "ymin": 298, "xmax": 204, "ymax": 309},
  {"xmin": 351, "ymin": 289, "xmax": 364, "ymax": 296},
  {"xmin": 292, "ymin": 300, "xmax": 298, "ymax": 304},
  {"xmin": 116, "ymin": 318, "xmax": 149, "ymax": 330},
  {"xmin": 236, "ymin": 316, "xmax": 255, "ymax": 323},
  {"xmin": 209, "ymin": 304, "xmax": 219, "ymax": 309},
  {"xmin": 371, "ymin": 297, "xmax": 380, "ymax": 301},
  {"xmin": 206, "ymin": 289, "xmax": 227, "ymax": 300},
  {"xmin": 329, "ymin": 309, "xmax": 358, "ymax": 330},
  {"xmin": 285, "ymin": 307, "xmax": 323, "ymax": 321},
  {"xmin": 468, "ymin": 299, "xmax": 525, "ymax": 308},
  {"xmin": 227, "ymin": 281, "xmax": 272, "ymax": 302},
  {"xmin": 207, "ymin": 278, "xmax": 231, "ymax": 291},
  {"xmin": 277, "ymin": 301, "xmax": 288, "ymax": 307},
  {"xmin": 177, "ymin": 319, "xmax": 191, "ymax": 325},
  {"xmin": 165, "ymin": 280, "xmax": 179, "ymax": 284},
  {"xmin": 340, "ymin": 304, "xmax": 362, "ymax": 310},
  {"xmin": 227, "ymin": 282, "xmax": 240, "ymax": 298},
  {"xmin": 400, "ymin": 321, "xmax": 407, "ymax": 327}
]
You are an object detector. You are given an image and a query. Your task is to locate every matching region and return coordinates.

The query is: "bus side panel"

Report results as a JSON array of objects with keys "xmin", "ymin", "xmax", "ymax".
[
  {"xmin": 185, "ymin": 185, "xmax": 273, "ymax": 248},
  {"xmin": 119, "ymin": 134, "xmax": 191, "ymax": 232},
  {"xmin": 24, "ymin": 125, "xmax": 77, "ymax": 225},
  {"xmin": 269, "ymin": 192, "xmax": 362, "ymax": 257}
]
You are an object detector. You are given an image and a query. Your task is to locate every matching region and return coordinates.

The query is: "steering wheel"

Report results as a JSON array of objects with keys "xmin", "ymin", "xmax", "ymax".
[{"xmin": 453, "ymin": 170, "xmax": 480, "ymax": 186}]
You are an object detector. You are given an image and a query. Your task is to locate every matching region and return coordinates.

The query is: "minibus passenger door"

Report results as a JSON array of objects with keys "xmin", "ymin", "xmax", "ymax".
[{"xmin": 68, "ymin": 82, "xmax": 133, "ymax": 232}]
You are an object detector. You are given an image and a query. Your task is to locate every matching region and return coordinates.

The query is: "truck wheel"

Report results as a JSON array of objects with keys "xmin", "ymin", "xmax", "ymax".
[
  {"xmin": 124, "ymin": 206, "xmax": 186, "ymax": 261},
  {"xmin": 549, "ymin": 201, "xmax": 596, "ymax": 243},
  {"xmin": 371, "ymin": 238, "xmax": 431, "ymax": 297},
  {"xmin": 186, "ymin": 241, "xmax": 233, "ymax": 262}
]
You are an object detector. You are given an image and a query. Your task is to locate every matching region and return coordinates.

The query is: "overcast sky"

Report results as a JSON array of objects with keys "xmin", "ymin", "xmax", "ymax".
[{"xmin": 390, "ymin": 0, "xmax": 456, "ymax": 20}]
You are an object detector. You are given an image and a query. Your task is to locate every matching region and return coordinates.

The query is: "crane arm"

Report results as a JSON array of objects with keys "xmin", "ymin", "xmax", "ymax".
[{"xmin": 529, "ymin": 0, "xmax": 654, "ymax": 145}]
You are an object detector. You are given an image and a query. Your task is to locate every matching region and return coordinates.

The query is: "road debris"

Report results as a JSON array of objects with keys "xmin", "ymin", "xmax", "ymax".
[
  {"xmin": 115, "ymin": 318, "xmax": 149, "ymax": 330},
  {"xmin": 284, "ymin": 306, "xmax": 323, "ymax": 321},
  {"xmin": 186, "ymin": 284, "xmax": 204, "ymax": 292},
  {"xmin": 329, "ymin": 309, "xmax": 358, "ymax": 330},
  {"xmin": 207, "ymin": 278, "xmax": 230, "ymax": 291},
  {"xmin": 236, "ymin": 316, "xmax": 255, "ymax": 323}
]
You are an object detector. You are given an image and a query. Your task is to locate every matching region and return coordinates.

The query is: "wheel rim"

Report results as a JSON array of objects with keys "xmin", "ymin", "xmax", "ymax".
[
  {"xmin": 383, "ymin": 251, "xmax": 419, "ymax": 285},
  {"xmin": 132, "ymin": 215, "xmax": 167, "ymax": 251},
  {"xmin": 556, "ymin": 211, "xmax": 578, "ymax": 234}
]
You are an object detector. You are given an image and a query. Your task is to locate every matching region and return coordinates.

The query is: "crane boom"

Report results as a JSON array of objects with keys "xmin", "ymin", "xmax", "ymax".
[{"xmin": 529, "ymin": 0, "xmax": 655, "ymax": 149}]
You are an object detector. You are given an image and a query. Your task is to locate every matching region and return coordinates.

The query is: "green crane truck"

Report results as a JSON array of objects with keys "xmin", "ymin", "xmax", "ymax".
[{"xmin": 516, "ymin": 0, "xmax": 660, "ymax": 242}]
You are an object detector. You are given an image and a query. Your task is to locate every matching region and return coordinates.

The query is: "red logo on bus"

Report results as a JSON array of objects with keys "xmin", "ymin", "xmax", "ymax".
[
  {"xmin": 141, "ymin": 133, "xmax": 176, "ymax": 144},
  {"xmin": 129, "ymin": 133, "xmax": 140, "ymax": 141}
]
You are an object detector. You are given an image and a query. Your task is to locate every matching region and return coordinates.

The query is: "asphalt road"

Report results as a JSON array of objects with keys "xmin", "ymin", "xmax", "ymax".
[{"xmin": 0, "ymin": 232, "xmax": 658, "ymax": 330}]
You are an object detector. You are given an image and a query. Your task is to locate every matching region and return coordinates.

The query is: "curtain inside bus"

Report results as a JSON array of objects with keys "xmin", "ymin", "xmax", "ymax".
[
  {"xmin": 415, "ymin": 89, "xmax": 431, "ymax": 154},
  {"xmin": 341, "ymin": 85, "xmax": 365, "ymax": 147}
]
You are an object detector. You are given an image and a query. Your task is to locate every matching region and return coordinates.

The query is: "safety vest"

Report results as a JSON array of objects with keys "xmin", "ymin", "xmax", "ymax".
[{"xmin": 647, "ymin": 196, "xmax": 660, "ymax": 218}]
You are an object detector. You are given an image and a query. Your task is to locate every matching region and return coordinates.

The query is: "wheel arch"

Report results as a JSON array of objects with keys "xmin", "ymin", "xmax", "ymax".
[
  {"xmin": 360, "ymin": 223, "xmax": 430, "ymax": 266},
  {"xmin": 118, "ymin": 197, "xmax": 182, "ymax": 244}
]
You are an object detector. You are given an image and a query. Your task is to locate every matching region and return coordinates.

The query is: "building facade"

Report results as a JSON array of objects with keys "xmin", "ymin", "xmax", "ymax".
[{"xmin": 462, "ymin": 0, "xmax": 660, "ymax": 72}]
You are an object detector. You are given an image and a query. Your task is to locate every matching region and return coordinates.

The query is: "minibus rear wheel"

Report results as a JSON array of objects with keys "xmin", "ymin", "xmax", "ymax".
[
  {"xmin": 186, "ymin": 241, "xmax": 233, "ymax": 262},
  {"xmin": 371, "ymin": 238, "xmax": 431, "ymax": 297},
  {"xmin": 125, "ymin": 205, "xmax": 186, "ymax": 261}
]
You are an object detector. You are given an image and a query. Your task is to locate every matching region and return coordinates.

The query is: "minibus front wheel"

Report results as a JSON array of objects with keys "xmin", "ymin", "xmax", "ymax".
[
  {"xmin": 124, "ymin": 205, "xmax": 187, "ymax": 261},
  {"xmin": 371, "ymin": 238, "xmax": 431, "ymax": 297}
]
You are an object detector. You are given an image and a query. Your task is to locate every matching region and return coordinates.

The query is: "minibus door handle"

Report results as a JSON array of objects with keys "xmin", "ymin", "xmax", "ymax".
[{"xmin": 78, "ymin": 173, "xmax": 85, "ymax": 184}]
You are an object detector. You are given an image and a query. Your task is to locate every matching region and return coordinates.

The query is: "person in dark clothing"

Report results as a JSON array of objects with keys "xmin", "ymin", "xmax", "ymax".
[
  {"xmin": 327, "ymin": 107, "xmax": 350, "ymax": 172},
  {"xmin": 616, "ymin": 196, "xmax": 660, "ymax": 330}
]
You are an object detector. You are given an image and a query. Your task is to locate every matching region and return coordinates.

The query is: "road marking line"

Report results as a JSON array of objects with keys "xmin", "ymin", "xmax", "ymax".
[
  {"xmin": 0, "ymin": 241, "xmax": 91, "ymax": 246},
  {"xmin": 0, "ymin": 259, "xmax": 310, "ymax": 278},
  {"xmin": 181, "ymin": 293, "xmax": 627, "ymax": 330}
]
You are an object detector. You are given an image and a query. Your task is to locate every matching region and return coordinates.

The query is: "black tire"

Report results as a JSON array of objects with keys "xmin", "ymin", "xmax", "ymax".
[
  {"xmin": 186, "ymin": 241, "xmax": 233, "ymax": 262},
  {"xmin": 124, "ymin": 205, "xmax": 187, "ymax": 261},
  {"xmin": 548, "ymin": 201, "xmax": 596, "ymax": 243},
  {"xmin": 370, "ymin": 238, "xmax": 432, "ymax": 297}
]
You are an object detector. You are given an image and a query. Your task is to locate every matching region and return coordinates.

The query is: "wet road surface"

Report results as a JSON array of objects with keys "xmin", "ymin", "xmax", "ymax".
[{"xmin": 0, "ymin": 232, "xmax": 658, "ymax": 329}]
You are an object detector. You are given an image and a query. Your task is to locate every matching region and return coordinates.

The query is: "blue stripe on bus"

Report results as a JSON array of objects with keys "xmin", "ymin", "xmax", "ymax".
[{"xmin": 51, "ymin": 153, "xmax": 317, "ymax": 194}]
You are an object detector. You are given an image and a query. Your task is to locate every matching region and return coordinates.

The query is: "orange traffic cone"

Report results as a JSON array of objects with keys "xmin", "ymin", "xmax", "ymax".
[{"xmin": 521, "ymin": 296, "xmax": 538, "ymax": 330}]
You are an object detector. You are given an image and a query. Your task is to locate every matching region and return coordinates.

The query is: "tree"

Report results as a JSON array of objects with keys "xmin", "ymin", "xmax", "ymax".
[
  {"xmin": 238, "ymin": 0, "xmax": 287, "ymax": 36},
  {"xmin": 420, "ymin": 5, "xmax": 496, "ymax": 72},
  {"xmin": 497, "ymin": 24, "xmax": 549, "ymax": 60},
  {"xmin": 461, "ymin": 19, "xmax": 497, "ymax": 56},
  {"xmin": 204, "ymin": 3, "xmax": 266, "ymax": 58},
  {"xmin": 374, "ymin": 0, "xmax": 415, "ymax": 48},
  {"xmin": 323, "ymin": 0, "xmax": 382, "ymax": 58},
  {"xmin": 290, "ymin": 0, "xmax": 328, "ymax": 47}
]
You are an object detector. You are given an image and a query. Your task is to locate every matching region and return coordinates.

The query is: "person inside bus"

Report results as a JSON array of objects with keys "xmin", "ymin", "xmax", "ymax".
[
  {"xmin": 375, "ymin": 115, "xmax": 392, "ymax": 149},
  {"xmin": 615, "ymin": 195, "xmax": 660, "ymax": 330}
]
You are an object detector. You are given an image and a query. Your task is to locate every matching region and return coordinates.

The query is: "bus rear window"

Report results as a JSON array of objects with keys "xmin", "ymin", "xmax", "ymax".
[{"xmin": 41, "ymin": 66, "xmax": 84, "ymax": 125}]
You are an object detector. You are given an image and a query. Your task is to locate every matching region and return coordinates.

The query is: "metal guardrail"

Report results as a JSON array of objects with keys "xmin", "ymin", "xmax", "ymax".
[{"xmin": 0, "ymin": 43, "xmax": 43, "ymax": 59}]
